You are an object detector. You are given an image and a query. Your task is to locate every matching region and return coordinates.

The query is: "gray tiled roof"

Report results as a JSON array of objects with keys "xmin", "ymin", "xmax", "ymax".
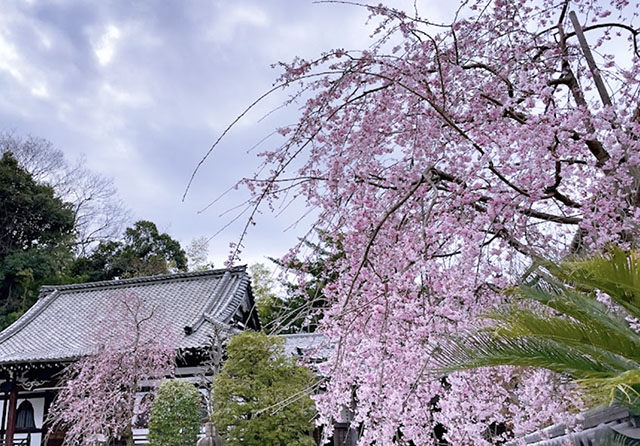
[
  {"xmin": 282, "ymin": 333, "xmax": 331, "ymax": 360},
  {"xmin": 508, "ymin": 405, "xmax": 640, "ymax": 446},
  {"xmin": 0, "ymin": 267, "xmax": 254, "ymax": 365}
]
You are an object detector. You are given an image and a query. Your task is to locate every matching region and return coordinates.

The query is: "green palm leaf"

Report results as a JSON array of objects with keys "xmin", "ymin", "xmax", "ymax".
[
  {"xmin": 433, "ymin": 248, "xmax": 640, "ymax": 408},
  {"xmin": 436, "ymin": 332, "xmax": 632, "ymax": 378},
  {"xmin": 488, "ymin": 306, "xmax": 640, "ymax": 363},
  {"xmin": 546, "ymin": 247, "xmax": 640, "ymax": 320},
  {"xmin": 601, "ymin": 432, "xmax": 640, "ymax": 446}
]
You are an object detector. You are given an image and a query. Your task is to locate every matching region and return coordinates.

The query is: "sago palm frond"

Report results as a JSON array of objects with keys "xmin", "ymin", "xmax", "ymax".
[
  {"xmin": 436, "ymin": 332, "xmax": 635, "ymax": 379},
  {"xmin": 488, "ymin": 305, "xmax": 640, "ymax": 363},
  {"xmin": 579, "ymin": 370, "xmax": 640, "ymax": 407},
  {"xmin": 548, "ymin": 247, "xmax": 640, "ymax": 320},
  {"xmin": 600, "ymin": 432, "xmax": 640, "ymax": 446},
  {"xmin": 433, "ymin": 248, "xmax": 640, "ymax": 407}
]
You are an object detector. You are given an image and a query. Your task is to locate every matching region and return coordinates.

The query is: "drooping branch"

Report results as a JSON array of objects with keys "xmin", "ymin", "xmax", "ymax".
[{"xmin": 193, "ymin": 1, "xmax": 640, "ymax": 443}]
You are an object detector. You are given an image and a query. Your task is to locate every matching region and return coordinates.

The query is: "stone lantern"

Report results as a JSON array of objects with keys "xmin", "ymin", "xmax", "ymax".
[{"xmin": 197, "ymin": 422, "xmax": 223, "ymax": 446}]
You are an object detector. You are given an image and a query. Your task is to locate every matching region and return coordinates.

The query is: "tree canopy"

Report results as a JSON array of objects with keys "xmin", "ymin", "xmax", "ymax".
[
  {"xmin": 203, "ymin": 0, "xmax": 640, "ymax": 443},
  {"xmin": 0, "ymin": 152, "xmax": 75, "ymax": 327},
  {"xmin": 252, "ymin": 236, "xmax": 342, "ymax": 334},
  {"xmin": 250, "ymin": 263, "xmax": 284, "ymax": 333},
  {"xmin": 148, "ymin": 380, "xmax": 202, "ymax": 446},
  {"xmin": 0, "ymin": 137, "xmax": 189, "ymax": 329},
  {"xmin": 0, "ymin": 133, "xmax": 129, "ymax": 255},
  {"xmin": 0, "ymin": 152, "xmax": 74, "ymax": 255},
  {"xmin": 71, "ymin": 220, "xmax": 188, "ymax": 282},
  {"xmin": 47, "ymin": 292, "xmax": 175, "ymax": 446},
  {"xmin": 211, "ymin": 331, "xmax": 316, "ymax": 446}
]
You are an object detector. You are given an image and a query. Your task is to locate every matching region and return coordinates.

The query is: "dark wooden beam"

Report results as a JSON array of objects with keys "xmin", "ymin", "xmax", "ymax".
[{"xmin": 4, "ymin": 383, "xmax": 18, "ymax": 446}]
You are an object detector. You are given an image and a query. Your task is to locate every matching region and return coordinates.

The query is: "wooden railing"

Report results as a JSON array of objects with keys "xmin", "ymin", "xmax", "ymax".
[{"xmin": 0, "ymin": 433, "xmax": 31, "ymax": 446}]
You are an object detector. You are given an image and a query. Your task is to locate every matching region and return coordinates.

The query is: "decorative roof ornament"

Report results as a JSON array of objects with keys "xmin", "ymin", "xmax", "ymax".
[{"xmin": 197, "ymin": 422, "xmax": 223, "ymax": 446}]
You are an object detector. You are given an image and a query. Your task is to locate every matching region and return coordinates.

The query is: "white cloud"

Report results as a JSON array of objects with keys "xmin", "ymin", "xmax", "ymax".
[
  {"xmin": 208, "ymin": 3, "xmax": 269, "ymax": 43},
  {"xmin": 30, "ymin": 83, "xmax": 48, "ymax": 98},
  {"xmin": 0, "ymin": 33, "xmax": 24, "ymax": 82},
  {"xmin": 0, "ymin": 0, "xmax": 458, "ymax": 264},
  {"xmin": 100, "ymin": 82, "xmax": 152, "ymax": 108},
  {"xmin": 36, "ymin": 28, "xmax": 52, "ymax": 50},
  {"xmin": 94, "ymin": 24, "xmax": 121, "ymax": 66},
  {"xmin": 0, "ymin": 29, "xmax": 52, "ymax": 101}
]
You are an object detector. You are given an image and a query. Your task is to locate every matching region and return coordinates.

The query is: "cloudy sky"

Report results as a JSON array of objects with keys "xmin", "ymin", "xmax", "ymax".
[{"xmin": 0, "ymin": 0, "xmax": 447, "ymax": 266}]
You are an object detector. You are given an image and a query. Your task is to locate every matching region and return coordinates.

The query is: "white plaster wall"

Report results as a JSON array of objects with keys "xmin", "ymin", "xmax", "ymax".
[{"xmin": 0, "ymin": 396, "xmax": 46, "ymax": 446}]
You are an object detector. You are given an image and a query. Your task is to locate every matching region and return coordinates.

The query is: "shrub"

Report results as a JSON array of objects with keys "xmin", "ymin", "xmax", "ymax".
[
  {"xmin": 148, "ymin": 380, "xmax": 202, "ymax": 446},
  {"xmin": 212, "ymin": 331, "xmax": 316, "ymax": 446}
]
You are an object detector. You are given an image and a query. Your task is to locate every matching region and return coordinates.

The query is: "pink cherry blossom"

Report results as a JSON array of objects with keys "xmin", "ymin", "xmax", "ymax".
[
  {"xmin": 209, "ymin": 0, "xmax": 640, "ymax": 444},
  {"xmin": 47, "ymin": 291, "xmax": 175, "ymax": 446}
]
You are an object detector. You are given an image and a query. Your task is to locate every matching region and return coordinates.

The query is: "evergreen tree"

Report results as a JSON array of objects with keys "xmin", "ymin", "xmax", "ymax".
[
  {"xmin": 253, "ymin": 235, "xmax": 343, "ymax": 334},
  {"xmin": 148, "ymin": 380, "xmax": 202, "ymax": 446},
  {"xmin": 212, "ymin": 331, "xmax": 316, "ymax": 446},
  {"xmin": 0, "ymin": 132, "xmax": 129, "ymax": 255},
  {"xmin": 0, "ymin": 152, "xmax": 75, "ymax": 327},
  {"xmin": 71, "ymin": 220, "xmax": 187, "ymax": 281}
]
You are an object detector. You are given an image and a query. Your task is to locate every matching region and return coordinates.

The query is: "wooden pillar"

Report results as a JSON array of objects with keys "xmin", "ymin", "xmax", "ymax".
[
  {"xmin": 5, "ymin": 383, "xmax": 18, "ymax": 446},
  {"xmin": 0, "ymin": 390, "xmax": 7, "ymax": 436},
  {"xmin": 40, "ymin": 391, "xmax": 55, "ymax": 446}
]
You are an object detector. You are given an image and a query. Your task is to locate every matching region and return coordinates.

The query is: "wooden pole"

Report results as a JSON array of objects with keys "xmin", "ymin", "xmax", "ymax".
[
  {"xmin": 569, "ymin": 11, "xmax": 612, "ymax": 107},
  {"xmin": 0, "ymin": 390, "xmax": 7, "ymax": 438},
  {"xmin": 4, "ymin": 384, "xmax": 18, "ymax": 446}
]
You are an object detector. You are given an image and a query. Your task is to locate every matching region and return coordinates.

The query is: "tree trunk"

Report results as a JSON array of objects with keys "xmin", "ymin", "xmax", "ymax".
[{"xmin": 123, "ymin": 424, "xmax": 134, "ymax": 446}]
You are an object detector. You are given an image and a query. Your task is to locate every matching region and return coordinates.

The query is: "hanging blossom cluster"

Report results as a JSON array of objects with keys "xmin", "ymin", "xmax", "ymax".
[
  {"xmin": 222, "ymin": 0, "xmax": 640, "ymax": 444},
  {"xmin": 47, "ymin": 292, "xmax": 176, "ymax": 446}
]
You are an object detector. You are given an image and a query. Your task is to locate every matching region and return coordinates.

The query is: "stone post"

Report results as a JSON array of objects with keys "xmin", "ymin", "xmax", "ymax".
[{"xmin": 196, "ymin": 422, "xmax": 223, "ymax": 446}]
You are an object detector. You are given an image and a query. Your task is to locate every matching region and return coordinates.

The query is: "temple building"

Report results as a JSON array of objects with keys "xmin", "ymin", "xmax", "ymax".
[{"xmin": 0, "ymin": 266, "xmax": 259, "ymax": 446}]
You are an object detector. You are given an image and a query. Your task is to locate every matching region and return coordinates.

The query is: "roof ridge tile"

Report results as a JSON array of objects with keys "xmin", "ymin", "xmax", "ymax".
[{"xmin": 40, "ymin": 266, "xmax": 247, "ymax": 293}]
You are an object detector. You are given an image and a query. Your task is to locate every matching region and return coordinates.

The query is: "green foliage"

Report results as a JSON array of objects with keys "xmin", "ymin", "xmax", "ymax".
[
  {"xmin": 0, "ymin": 145, "xmax": 189, "ymax": 329},
  {"xmin": 0, "ymin": 152, "xmax": 75, "ymax": 327},
  {"xmin": 148, "ymin": 380, "xmax": 202, "ymax": 446},
  {"xmin": 122, "ymin": 220, "xmax": 187, "ymax": 273},
  {"xmin": 186, "ymin": 236, "xmax": 213, "ymax": 271},
  {"xmin": 435, "ymin": 248, "xmax": 640, "ymax": 408},
  {"xmin": 250, "ymin": 263, "xmax": 283, "ymax": 331},
  {"xmin": 0, "ymin": 132, "xmax": 130, "ymax": 255},
  {"xmin": 0, "ymin": 153, "xmax": 74, "ymax": 254},
  {"xmin": 256, "ymin": 234, "xmax": 344, "ymax": 334},
  {"xmin": 71, "ymin": 220, "xmax": 187, "ymax": 281},
  {"xmin": 212, "ymin": 331, "xmax": 316, "ymax": 446}
]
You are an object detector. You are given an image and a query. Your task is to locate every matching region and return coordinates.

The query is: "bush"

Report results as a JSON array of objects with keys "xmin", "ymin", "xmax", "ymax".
[
  {"xmin": 148, "ymin": 380, "xmax": 202, "ymax": 446},
  {"xmin": 212, "ymin": 331, "xmax": 316, "ymax": 446}
]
